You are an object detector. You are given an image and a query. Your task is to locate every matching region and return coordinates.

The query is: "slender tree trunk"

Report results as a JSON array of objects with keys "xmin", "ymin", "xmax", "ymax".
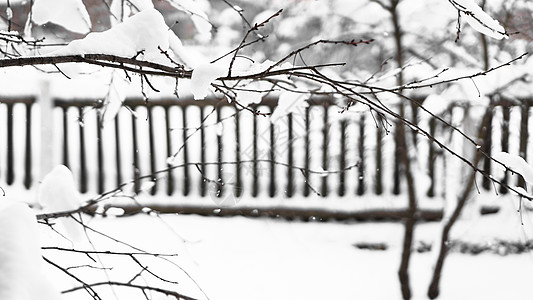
[
  {"xmin": 427, "ymin": 108, "xmax": 492, "ymax": 299},
  {"xmin": 388, "ymin": 1, "xmax": 418, "ymax": 299},
  {"xmin": 397, "ymin": 103, "xmax": 418, "ymax": 300}
]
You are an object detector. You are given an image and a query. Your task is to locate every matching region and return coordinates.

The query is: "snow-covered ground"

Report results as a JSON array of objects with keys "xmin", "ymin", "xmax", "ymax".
[{"xmin": 37, "ymin": 191, "xmax": 533, "ymax": 300}]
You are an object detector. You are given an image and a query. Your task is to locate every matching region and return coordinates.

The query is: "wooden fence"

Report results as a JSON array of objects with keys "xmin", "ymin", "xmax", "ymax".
[{"xmin": 0, "ymin": 94, "xmax": 529, "ymax": 201}]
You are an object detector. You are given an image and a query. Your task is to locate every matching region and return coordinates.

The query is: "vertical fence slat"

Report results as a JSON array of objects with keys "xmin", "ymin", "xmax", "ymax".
[
  {"xmin": 303, "ymin": 107, "xmax": 310, "ymax": 197},
  {"xmin": 215, "ymin": 106, "xmax": 223, "ymax": 198},
  {"xmin": 393, "ymin": 104, "xmax": 402, "ymax": 195},
  {"xmin": 427, "ymin": 118, "xmax": 436, "ymax": 197},
  {"xmin": 24, "ymin": 102, "xmax": 32, "ymax": 188},
  {"xmin": 62, "ymin": 107, "xmax": 70, "ymax": 168},
  {"xmin": 182, "ymin": 106, "xmax": 190, "ymax": 196},
  {"xmin": 321, "ymin": 104, "xmax": 328, "ymax": 197},
  {"xmin": 375, "ymin": 122, "xmax": 383, "ymax": 195},
  {"xmin": 147, "ymin": 105, "xmax": 157, "ymax": 195},
  {"xmin": 357, "ymin": 114, "xmax": 366, "ymax": 195},
  {"xmin": 269, "ymin": 116, "xmax": 276, "ymax": 198},
  {"xmin": 131, "ymin": 108, "xmax": 140, "ymax": 194},
  {"xmin": 518, "ymin": 103, "xmax": 529, "ymax": 188},
  {"xmin": 6, "ymin": 103, "xmax": 14, "ymax": 185},
  {"xmin": 78, "ymin": 106, "xmax": 88, "ymax": 193},
  {"xmin": 96, "ymin": 111, "xmax": 104, "ymax": 194},
  {"xmin": 482, "ymin": 106, "xmax": 493, "ymax": 190},
  {"xmin": 338, "ymin": 120, "xmax": 346, "ymax": 196},
  {"xmin": 287, "ymin": 113, "xmax": 294, "ymax": 197},
  {"xmin": 252, "ymin": 112, "xmax": 259, "ymax": 197},
  {"xmin": 165, "ymin": 106, "xmax": 174, "ymax": 195},
  {"xmin": 199, "ymin": 108, "xmax": 206, "ymax": 196},
  {"xmin": 235, "ymin": 109, "xmax": 242, "ymax": 197},
  {"xmin": 114, "ymin": 112, "xmax": 123, "ymax": 189},
  {"xmin": 499, "ymin": 103, "xmax": 510, "ymax": 194}
]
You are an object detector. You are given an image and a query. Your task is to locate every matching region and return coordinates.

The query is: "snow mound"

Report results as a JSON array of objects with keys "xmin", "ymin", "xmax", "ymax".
[
  {"xmin": 38, "ymin": 165, "xmax": 84, "ymax": 241},
  {"xmin": 0, "ymin": 201, "xmax": 62, "ymax": 300}
]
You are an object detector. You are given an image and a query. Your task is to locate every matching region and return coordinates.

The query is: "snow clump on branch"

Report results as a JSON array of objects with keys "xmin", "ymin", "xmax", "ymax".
[
  {"xmin": 31, "ymin": 0, "xmax": 91, "ymax": 34},
  {"xmin": 451, "ymin": 0, "xmax": 508, "ymax": 39},
  {"xmin": 51, "ymin": 8, "xmax": 192, "ymax": 67}
]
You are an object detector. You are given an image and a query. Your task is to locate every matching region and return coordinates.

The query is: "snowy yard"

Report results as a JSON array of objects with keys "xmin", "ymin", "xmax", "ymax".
[
  {"xmin": 1, "ymin": 0, "xmax": 533, "ymax": 299},
  {"xmin": 36, "ymin": 192, "xmax": 533, "ymax": 300}
]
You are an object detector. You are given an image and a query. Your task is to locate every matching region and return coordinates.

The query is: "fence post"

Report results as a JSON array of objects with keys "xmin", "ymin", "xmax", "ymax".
[
  {"xmin": 215, "ymin": 106, "xmax": 222, "ymax": 198},
  {"xmin": 357, "ymin": 114, "xmax": 366, "ymax": 195},
  {"xmin": 78, "ymin": 106, "xmax": 88, "ymax": 193},
  {"xmin": 338, "ymin": 120, "xmax": 346, "ymax": 196},
  {"xmin": 147, "ymin": 105, "xmax": 157, "ymax": 195},
  {"xmin": 393, "ymin": 103, "xmax": 402, "ymax": 195},
  {"xmin": 235, "ymin": 109, "xmax": 242, "ymax": 197},
  {"xmin": 252, "ymin": 112, "xmax": 259, "ymax": 197},
  {"xmin": 39, "ymin": 80, "xmax": 56, "ymax": 179},
  {"xmin": 375, "ymin": 122, "xmax": 383, "ymax": 195},
  {"xmin": 6, "ymin": 103, "xmax": 14, "ymax": 185},
  {"xmin": 182, "ymin": 106, "xmax": 190, "ymax": 196},
  {"xmin": 165, "ymin": 106, "xmax": 174, "ymax": 196},
  {"xmin": 24, "ymin": 102, "xmax": 33, "ymax": 189},
  {"xmin": 114, "ymin": 113, "xmax": 123, "ymax": 189},
  {"xmin": 199, "ymin": 108, "xmax": 206, "ymax": 196},
  {"xmin": 269, "ymin": 114, "xmax": 276, "ymax": 197},
  {"xmin": 481, "ymin": 104, "xmax": 493, "ymax": 190},
  {"xmin": 321, "ymin": 103, "xmax": 329, "ymax": 197},
  {"xmin": 131, "ymin": 107, "xmax": 140, "ymax": 194},
  {"xmin": 286, "ymin": 113, "xmax": 294, "ymax": 197},
  {"xmin": 427, "ymin": 118, "xmax": 436, "ymax": 197},
  {"xmin": 518, "ymin": 103, "xmax": 529, "ymax": 188},
  {"xmin": 96, "ymin": 111, "xmax": 105, "ymax": 194},
  {"xmin": 499, "ymin": 102, "xmax": 510, "ymax": 194},
  {"xmin": 303, "ymin": 107, "xmax": 310, "ymax": 196}
]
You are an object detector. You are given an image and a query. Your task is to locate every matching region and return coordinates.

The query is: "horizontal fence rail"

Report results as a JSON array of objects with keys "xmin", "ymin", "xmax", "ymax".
[{"xmin": 0, "ymin": 95, "xmax": 530, "ymax": 201}]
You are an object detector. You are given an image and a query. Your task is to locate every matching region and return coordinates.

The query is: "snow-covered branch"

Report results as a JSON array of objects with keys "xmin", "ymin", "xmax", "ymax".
[
  {"xmin": 0, "ymin": 54, "xmax": 190, "ymax": 77},
  {"xmin": 448, "ymin": 0, "xmax": 509, "ymax": 40}
]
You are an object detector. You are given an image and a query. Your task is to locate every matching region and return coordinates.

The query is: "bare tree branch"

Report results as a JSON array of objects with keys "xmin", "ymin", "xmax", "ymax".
[{"xmin": 62, "ymin": 281, "xmax": 197, "ymax": 300}]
